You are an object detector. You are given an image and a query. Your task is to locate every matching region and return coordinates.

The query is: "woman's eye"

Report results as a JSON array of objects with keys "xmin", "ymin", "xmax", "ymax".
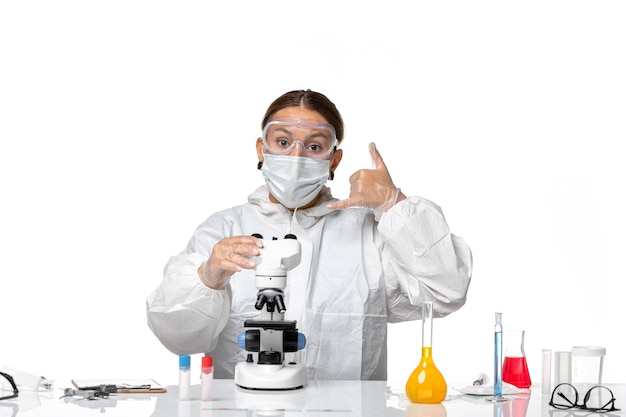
[{"xmin": 277, "ymin": 139, "xmax": 290, "ymax": 147}]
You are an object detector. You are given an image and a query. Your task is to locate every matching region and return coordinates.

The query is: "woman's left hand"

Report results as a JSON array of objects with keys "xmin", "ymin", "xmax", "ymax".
[{"xmin": 327, "ymin": 142, "xmax": 405, "ymax": 214}]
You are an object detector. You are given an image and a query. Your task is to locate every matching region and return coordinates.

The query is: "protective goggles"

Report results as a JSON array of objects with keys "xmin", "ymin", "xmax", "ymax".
[{"xmin": 262, "ymin": 117, "xmax": 338, "ymax": 160}]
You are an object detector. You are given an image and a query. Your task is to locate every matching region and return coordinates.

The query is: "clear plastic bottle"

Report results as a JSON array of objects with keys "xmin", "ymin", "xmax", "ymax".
[
  {"xmin": 201, "ymin": 355, "xmax": 214, "ymax": 401},
  {"xmin": 178, "ymin": 355, "xmax": 191, "ymax": 401},
  {"xmin": 405, "ymin": 301, "xmax": 447, "ymax": 404}
]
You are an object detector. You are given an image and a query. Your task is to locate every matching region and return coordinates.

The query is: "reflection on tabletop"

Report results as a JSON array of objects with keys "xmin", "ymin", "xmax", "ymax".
[
  {"xmin": 151, "ymin": 381, "xmax": 533, "ymax": 417},
  {"xmin": 151, "ymin": 381, "xmax": 397, "ymax": 417},
  {"xmin": 2, "ymin": 380, "xmax": 624, "ymax": 416}
]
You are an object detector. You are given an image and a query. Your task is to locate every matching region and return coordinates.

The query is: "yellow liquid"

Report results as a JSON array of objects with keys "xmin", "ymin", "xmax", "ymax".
[{"xmin": 405, "ymin": 347, "xmax": 447, "ymax": 404}]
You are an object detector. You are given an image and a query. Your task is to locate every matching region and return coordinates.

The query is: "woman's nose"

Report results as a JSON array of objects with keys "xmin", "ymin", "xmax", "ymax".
[{"xmin": 288, "ymin": 141, "xmax": 306, "ymax": 157}]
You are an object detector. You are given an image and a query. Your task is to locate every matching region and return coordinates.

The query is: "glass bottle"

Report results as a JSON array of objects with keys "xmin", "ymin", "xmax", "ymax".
[
  {"xmin": 405, "ymin": 301, "xmax": 447, "ymax": 404},
  {"xmin": 502, "ymin": 329, "xmax": 531, "ymax": 388}
]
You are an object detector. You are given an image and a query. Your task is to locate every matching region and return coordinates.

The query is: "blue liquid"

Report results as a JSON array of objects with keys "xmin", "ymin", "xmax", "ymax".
[{"xmin": 494, "ymin": 330, "xmax": 502, "ymax": 397}]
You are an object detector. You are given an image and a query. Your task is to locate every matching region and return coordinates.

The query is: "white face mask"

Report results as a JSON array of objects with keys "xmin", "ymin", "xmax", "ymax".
[{"xmin": 261, "ymin": 154, "xmax": 330, "ymax": 209}]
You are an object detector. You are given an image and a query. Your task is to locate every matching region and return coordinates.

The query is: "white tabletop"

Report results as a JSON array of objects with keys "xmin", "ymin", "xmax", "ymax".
[{"xmin": 2, "ymin": 380, "xmax": 624, "ymax": 416}]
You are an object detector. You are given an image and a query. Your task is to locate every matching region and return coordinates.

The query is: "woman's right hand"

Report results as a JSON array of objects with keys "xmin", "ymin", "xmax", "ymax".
[{"xmin": 198, "ymin": 235, "xmax": 263, "ymax": 289}]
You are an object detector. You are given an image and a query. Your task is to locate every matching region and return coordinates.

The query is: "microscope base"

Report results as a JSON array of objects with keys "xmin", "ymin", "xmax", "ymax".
[{"xmin": 234, "ymin": 361, "xmax": 306, "ymax": 390}]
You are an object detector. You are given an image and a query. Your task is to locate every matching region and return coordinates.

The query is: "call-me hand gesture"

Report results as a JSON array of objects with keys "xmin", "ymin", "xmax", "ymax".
[{"xmin": 327, "ymin": 142, "xmax": 405, "ymax": 217}]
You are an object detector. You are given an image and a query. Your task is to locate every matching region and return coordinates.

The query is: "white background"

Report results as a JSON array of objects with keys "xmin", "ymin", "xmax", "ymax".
[{"xmin": 1, "ymin": 1, "xmax": 624, "ymax": 389}]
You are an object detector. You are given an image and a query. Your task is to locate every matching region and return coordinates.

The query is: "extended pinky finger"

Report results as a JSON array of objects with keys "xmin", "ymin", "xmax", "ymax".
[{"xmin": 327, "ymin": 199, "xmax": 356, "ymax": 210}]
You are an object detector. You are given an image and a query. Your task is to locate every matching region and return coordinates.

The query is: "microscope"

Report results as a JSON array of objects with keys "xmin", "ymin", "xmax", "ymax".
[{"xmin": 234, "ymin": 234, "xmax": 307, "ymax": 390}]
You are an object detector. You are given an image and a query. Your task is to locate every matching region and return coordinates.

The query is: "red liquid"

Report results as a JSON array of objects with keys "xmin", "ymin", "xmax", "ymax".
[{"xmin": 503, "ymin": 356, "xmax": 531, "ymax": 388}]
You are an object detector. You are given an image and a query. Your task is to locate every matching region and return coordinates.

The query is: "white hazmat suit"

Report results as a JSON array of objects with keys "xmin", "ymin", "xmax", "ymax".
[{"xmin": 146, "ymin": 185, "xmax": 472, "ymax": 380}]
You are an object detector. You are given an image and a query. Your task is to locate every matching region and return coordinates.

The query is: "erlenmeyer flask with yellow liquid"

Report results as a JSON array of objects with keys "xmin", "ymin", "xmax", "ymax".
[{"xmin": 405, "ymin": 301, "xmax": 447, "ymax": 404}]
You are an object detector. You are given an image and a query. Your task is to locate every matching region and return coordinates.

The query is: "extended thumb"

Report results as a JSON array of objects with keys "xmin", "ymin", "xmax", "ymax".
[{"xmin": 369, "ymin": 142, "xmax": 384, "ymax": 169}]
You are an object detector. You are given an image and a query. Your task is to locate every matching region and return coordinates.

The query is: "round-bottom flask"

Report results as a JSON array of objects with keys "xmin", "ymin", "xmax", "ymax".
[{"xmin": 405, "ymin": 301, "xmax": 447, "ymax": 404}]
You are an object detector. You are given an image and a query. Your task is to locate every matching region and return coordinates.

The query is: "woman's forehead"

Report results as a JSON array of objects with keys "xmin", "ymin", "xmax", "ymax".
[{"xmin": 271, "ymin": 106, "xmax": 329, "ymax": 125}]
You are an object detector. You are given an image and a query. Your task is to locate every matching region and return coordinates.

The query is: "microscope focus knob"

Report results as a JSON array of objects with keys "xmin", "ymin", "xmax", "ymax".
[
  {"xmin": 238, "ymin": 330, "xmax": 261, "ymax": 351},
  {"xmin": 283, "ymin": 331, "xmax": 307, "ymax": 352}
]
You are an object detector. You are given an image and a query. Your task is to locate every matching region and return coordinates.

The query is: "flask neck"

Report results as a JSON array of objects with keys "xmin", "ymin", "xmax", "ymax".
[
  {"xmin": 505, "ymin": 330, "xmax": 527, "ymax": 356},
  {"xmin": 421, "ymin": 346, "xmax": 434, "ymax": 358},
  {"xmin": 421, "ymin": 301, "xmax": 434, "ymax": 348}
]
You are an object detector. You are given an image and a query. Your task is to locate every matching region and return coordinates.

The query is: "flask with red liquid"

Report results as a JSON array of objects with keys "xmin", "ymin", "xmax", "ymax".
[{"xmin": 502, "ymin": 329, "xmax": 532, "ymax": 388}]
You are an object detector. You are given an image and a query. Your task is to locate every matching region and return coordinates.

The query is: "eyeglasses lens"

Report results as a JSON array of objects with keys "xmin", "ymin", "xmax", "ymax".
[
  {"xmin": 0, "ymin": 372, "xmax": 18, "ymax": 401},
  {"xmin": 552, "ymin": 384, "xmax": 578, "ymax": 409},
  {"xmin": 584, "ymin": 386, "xmax": 617, "ymax": 412}
]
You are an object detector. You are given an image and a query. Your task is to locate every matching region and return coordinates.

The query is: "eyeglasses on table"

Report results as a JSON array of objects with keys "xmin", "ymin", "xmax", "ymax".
[{"xmin": 549, "ymin": 382, "xmax": 620, "ymax": 413}]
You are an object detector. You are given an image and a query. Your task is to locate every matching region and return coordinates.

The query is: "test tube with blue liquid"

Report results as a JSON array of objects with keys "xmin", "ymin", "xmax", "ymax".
[
  {"xmin": 494, "ymin": 312, "xmax": 503, "ymax": 398},
  {"xmin": 487, "ymin": 312, "xmax": 507, "ymax": 402}
]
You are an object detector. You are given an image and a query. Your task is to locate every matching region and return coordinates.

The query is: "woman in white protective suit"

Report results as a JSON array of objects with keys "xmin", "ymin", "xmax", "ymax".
[{"xmin": 146, "ymin": 89, "xmax": 473, "ymax": 381}]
